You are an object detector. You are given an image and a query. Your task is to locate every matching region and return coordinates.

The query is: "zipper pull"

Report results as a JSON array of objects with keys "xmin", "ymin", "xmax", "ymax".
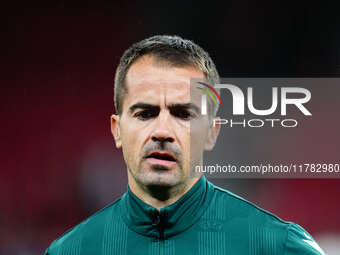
[
  {"xmin": 152, "ymin": 210, "xmax": 165, "ymax": 239},
  {"xmin": 152, "ymin": 211, "xmax": 161, "ymax": 227}
]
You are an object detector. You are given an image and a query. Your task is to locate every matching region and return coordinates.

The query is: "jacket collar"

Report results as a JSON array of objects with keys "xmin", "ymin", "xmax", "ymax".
[{"xmin": 119, "ymin": 175, "xmax": 214, "ymax": 238}]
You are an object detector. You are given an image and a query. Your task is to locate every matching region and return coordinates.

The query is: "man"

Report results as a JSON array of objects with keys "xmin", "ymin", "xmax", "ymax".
[{"xmin": 44, "ymin": 35, "xmax": 325, "ymax": 254}]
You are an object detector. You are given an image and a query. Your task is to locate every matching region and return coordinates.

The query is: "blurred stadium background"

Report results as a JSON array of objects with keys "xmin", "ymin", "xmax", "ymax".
[{"xmin": 1, "ymin": 1, "xmax": 340, "ymax": 254}]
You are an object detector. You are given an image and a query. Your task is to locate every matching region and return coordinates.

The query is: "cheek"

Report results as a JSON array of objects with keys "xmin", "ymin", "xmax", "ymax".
[
  {"xmin": 189, "ymin": 124, "xmax": 210, "ymax": 154},
  {"xmin": 121, "ymin": 127, "xmax": 139, "ymax": 157},
  {"xmin": 180, "ymin": 122, "xmax": 208, "ymax": 157},
  {"xmin": 174, "ymin": 123, "xmax": 191, "ymax": 152}
]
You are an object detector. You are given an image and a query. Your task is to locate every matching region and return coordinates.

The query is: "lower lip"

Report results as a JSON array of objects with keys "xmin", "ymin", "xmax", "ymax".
[{"xmin": 146, "ymin": 158, "xmax": 177, "ymax": 168}]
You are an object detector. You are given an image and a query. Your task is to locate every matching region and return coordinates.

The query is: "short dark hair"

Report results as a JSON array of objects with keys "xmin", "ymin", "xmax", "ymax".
[{"xmin": 114, "ymin": 35, "xmax": 220, "ymax": 115}]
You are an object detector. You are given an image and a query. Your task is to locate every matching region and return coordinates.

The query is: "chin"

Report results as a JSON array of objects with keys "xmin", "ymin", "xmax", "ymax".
[{"xmin": 141, "ymin": 172, "xmax": 180, "ymax": 188}]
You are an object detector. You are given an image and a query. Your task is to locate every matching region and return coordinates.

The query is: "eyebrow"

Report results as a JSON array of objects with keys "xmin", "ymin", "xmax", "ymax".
[
  {"xmin": 168, "ymin": 103, "xmax": 200, "ymax": 114},
  {"xmin": 128, "ymin": 102, "xmax": 200, "ymax": 114},
  {"xmin": 129, "ymin": 103, "xmax": 159, "ymax": 114}
]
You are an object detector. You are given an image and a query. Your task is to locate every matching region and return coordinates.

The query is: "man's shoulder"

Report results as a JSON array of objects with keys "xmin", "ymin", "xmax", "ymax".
[
  {"xmin": 44, "ymin": 197, "xmax": 122, "ymax": 254},
  {"xmin": 206, "ymin": 182, "xmax": 325, "ymax": 254},
  {"xmin": 206, "ymin": 181, "xmax": 291, "ymax": 241},
  {"xmin": 209, "ymin": 182, "xmax": 288, "ymax": 225}
]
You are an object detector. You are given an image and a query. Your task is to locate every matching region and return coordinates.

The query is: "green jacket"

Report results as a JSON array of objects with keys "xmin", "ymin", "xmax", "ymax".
[{"xmin": 44, "ymin": 176, "xmax": 325, "ymax": 254}]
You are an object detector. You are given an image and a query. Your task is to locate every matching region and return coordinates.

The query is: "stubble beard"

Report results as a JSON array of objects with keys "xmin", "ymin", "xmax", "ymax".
[{"xmin": 128, "ymin": 159, "xmax": 189, "ymax": 201}]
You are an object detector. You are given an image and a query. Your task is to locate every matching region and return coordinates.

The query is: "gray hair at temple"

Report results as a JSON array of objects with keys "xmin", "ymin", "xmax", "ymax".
[{"xmin": 114, "ymin": 35, "xmax": 220, "ymax": 115}]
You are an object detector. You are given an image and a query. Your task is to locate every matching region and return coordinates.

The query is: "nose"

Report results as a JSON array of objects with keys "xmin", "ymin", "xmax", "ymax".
[{"xmin": 151, "ymin": 110, "xmax": 175, "ymax": 144}]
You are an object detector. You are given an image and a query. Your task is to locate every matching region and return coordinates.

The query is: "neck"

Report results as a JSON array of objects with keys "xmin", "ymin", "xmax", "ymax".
[{"xmin": 128, "ymin": 174, "xmax": 201, "ymax": 211}]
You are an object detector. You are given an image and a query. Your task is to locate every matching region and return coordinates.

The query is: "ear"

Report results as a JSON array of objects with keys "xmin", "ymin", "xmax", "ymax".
[
  {"xmin": 204, "ymin": 117, "xmax": 221, "ymax": 151},
  {"xmin": 111, "ymin": 114, "xmax": 122, "ymax": 148}
]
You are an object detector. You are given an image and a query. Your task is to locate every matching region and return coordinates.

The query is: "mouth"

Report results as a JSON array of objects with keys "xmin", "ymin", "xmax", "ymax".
[
  {"xmin": 145, "ymin": 151, "xmax": 177, "ymax": 168},
  {"xmin": 146, "ymin": 151, "xmax": 176, "ymax": 161}
]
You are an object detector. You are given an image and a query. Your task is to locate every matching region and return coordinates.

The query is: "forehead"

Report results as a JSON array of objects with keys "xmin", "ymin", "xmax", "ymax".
[{"xmin": 123, "ymin": 55, "xmax": 205, "ymax": 108}]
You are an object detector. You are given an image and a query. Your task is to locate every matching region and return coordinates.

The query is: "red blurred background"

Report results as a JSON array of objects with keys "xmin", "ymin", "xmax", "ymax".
[{"xmin": 1, "ymin": 1, "xmax": 340, "ymax": 254}]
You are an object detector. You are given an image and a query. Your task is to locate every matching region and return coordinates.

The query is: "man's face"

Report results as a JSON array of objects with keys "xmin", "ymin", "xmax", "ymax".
[{"xmin": 111, "ymin": 55, "xmax": 219, "ymax": 190}]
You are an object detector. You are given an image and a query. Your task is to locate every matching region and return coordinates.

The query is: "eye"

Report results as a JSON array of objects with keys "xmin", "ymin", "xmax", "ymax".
[
  {"xmin": 170, "ymin": 107, "xmax": 195, "ymax": 120},
  {"xmin": 134, "ymin": 109, "xmax": 159, "ymax": 120}
]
